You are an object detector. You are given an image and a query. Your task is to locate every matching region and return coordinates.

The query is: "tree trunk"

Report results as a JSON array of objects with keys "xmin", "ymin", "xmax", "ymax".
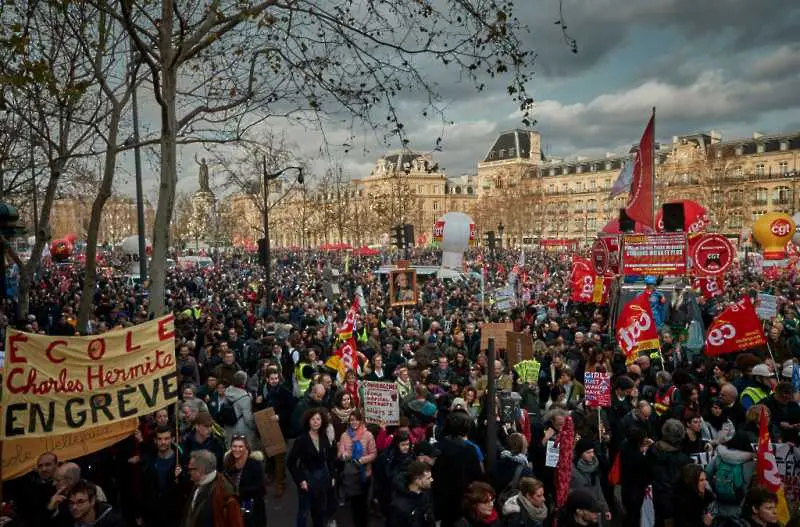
[
  {"xmin": 17, "ymin": 162, "xmax": 62, "ymax": 322},
  {"xmin": 148, "ymin": 66, "xmax": 178, "ymax": 317},
  {"xmin": 76, "ymin": 113, "xmax": 119, "ymax": 333}
]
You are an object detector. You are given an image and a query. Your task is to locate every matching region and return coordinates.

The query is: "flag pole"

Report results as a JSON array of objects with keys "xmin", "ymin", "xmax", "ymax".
[{"xmin": 651, "ymin": 107, "xmax": 656, "ymax": 226}]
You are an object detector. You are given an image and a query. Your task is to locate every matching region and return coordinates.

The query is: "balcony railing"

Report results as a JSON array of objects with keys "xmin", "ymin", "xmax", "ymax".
[{"xmin": 752, "ymin": 199, "xmax": 768, "ymax": 206}]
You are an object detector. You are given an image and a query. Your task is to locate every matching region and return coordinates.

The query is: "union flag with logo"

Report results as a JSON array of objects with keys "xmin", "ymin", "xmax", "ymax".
[
  {"xmin": 570, "ymin": 263, "xmax": 610, "ymax": 304},
  {"xmin": 692, "ymin": 276, "xmax": 724, "ymax": 300},
  {"xmin": 704, "ymin": 296, "xmax": 766, "ymax": 356},
  {"xmin": 756, "ymin": 405, "xmax": 790, "ymax": 523},
  {"xmin": 615, "ymin": 292, "xmax": 660, "ymax": 363}
]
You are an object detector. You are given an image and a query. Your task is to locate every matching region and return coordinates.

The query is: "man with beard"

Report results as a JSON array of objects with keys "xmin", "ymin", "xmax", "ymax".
[
  {"xmin": 260, "ymin": 369, "xmax": 294, "ymax": 496},
  {"xmin": 557, "ymin": 489, "xmax": 603, "ymax": 527}
]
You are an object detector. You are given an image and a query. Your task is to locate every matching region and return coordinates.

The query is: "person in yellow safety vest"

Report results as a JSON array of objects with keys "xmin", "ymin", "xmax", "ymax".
[
  {"xmin": 294, "ymin": 361, "xmax": 314, "ymax": 397},
  {"xmin": 356, "ymin": 323, "xmax": 368, "ymax": 345},
  {"xmin": 740, "ymin": 363, "xmax": 777, "ymax": 410}
]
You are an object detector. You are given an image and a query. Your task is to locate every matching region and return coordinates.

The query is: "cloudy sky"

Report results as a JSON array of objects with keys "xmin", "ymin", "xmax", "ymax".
[{"xmin": 117, "ymin": 0, "xmax": 800, "ymax": 198}]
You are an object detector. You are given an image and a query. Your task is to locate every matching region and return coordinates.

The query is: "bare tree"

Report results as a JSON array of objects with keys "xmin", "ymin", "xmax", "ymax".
[
  {"xmin": 318, "ymin": 164, "xmax": 353, "ymax": 243},
  {"xmin": 90, "ymin": 0, "xmax": 534, "ymax": 316}
]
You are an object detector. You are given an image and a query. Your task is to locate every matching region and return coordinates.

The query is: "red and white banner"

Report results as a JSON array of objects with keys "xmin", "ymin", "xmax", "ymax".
[
  {"xmin": 622, "ymin": 232, "xmax": 687, "ymax": 276},
  {"xmin": 624, "ymin": 113, "xmax": 655, "ymax": 227},
  {"xmin": 704, "ymin": 296, "xmax": 767, "ymax": 356},
  {"xmin": 592, "ymin": 235, "xmax": 620, "ymax": 275},
  {"xmin": 693, "ymin": 276, "xmax": 725, "ymax": 299},
  {"xmin": 689, "ymin": 233, "xmax": 735, "ymax": 276},
  {"xmin": 615, "ymin": 292, "xmax": 660, "ymax": 362}
]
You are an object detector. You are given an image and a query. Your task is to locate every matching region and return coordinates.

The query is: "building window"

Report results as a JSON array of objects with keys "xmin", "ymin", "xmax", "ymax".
[
  {"xmin": 433, "ymin": 201, "xmax": 439, "ymax": 210},
  {"xmin": 780, "ymin": 141, "xmax": 789, "ymax": 151},
  {"xmin": 509, "ymin": 148, "xmax": 516, "ymax": 157},
  {"xmin": 587, "ymin": 199, "xmax": 597, "ymax": 212},
  {"xmin": 757, "ymin": 144, "xmax": 765, "ymax": 154},
  {"xmin": 549, "ymin": 169, "xmax": 555, "ymax": 176},
  {"xmin": 779, "ymin": 161, "xmax": 789, "ymax": 175},
  {"xmin": 728, "ymin": 212, "xmax": 743, "ymax": 229},
  {"xmin": 590, "ymin": 164, "xmax": 597, "ymax": 172},
  {"xmin": 752, "ymin": 210, "xmax": 766, "ymax": 222},
  {"xmin": 574, "ymin": 200, "xmax": 583, "ymax": 213},
  {"xmin": 467, "ymin": 187, "xmax": 474, "ymax": 195},
  {"xmin": 576, "ymin": 165, "xmax": 583, "ymax": 174},
  {"xmin": 590, "ymin": 180, "xmax": 596, "ymax": 191},
  {"xmin": 776, "ymin": 186, "xmax": 792, "ymax": 204},
  {"xmin": 755, "ymin": 163, "xmax": 765, "ymax": 176},
  {"xmin": 587, "ymin": 217, "xmax": 597, "ymax": 230},
  {"xmin": 605, "ymin": 162, "xmax": 612, "ymax": 171}
]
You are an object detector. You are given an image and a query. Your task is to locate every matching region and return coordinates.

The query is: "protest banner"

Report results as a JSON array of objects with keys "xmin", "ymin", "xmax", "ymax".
[
  {"xmin": 514, "ymin": 359, "xmax": 541, "ymax": 385},
  {"xmin": 505, "ymin": 332, "xmax": 534, "ymax": 369},
  {"xmin": 254, "ymin": 408, "xmax": 287, "ymax": 457},
  {"xmin": 622, "ymin": 232, "xmax": 687, "ymax": 276},
  {"xmin": 363, "ymin": 381, "xmax": 400, "ymax": 425},
  {"xmin": 2, "ymin": 418, "xmax": 138, "ymax": 480},
  {"xmin": 705, "ymin": 296, "xmax": 767, "ymax": 356},
  {"xmin": 583, "ymin": 372, "xmax": 611, "ymax": 408},
  {"xmin": 756, "ymin": 293, "xmax": 778, "ymax": 320},
  {"xmin": 1, "ymin": 315, "xmax": 178, "ymax": 439},
  {"xmin": 480, "ymin": 322, "xmax": 513, "ymax": 351}
]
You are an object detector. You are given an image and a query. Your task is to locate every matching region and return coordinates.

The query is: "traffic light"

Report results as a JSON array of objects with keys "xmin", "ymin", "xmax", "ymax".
[
  {"xmin": 403, "ymin": 224, "xmax": 415, "ymax": 249},
  {"xmin": 257, "ymin": 238, "xmax": 267, "ymax": 266},
  {"xmin": 392, "ymin": 225, "xmax": 403, "ymax": 250},
  {"xmin": 487, "ymin": 230, "xmax": 496, "ymax": 252}
]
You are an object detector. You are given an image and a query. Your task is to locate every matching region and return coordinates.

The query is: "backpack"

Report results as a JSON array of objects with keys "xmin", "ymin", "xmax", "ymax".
[
  {"xmin": 713, "ymin": 459, "xmax": 745, "ymax": 503},
  {"xmin": 217, "ymin": 396, "xmax": 243, "ymax": 427},
  {"xmin": 497, "ymin": 463, "xmax": 526, "ymax": 517}
]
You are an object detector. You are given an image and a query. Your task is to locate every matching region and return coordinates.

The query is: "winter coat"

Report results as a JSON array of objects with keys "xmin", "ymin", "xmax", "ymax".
[
  {"xmin": 704, "ymin": 444, "xmax": 755, "ymax": 517},
  {"xmin": 672, "ymin": 485, "xmax": 715, "ymax": 527},
  {"xmin": 86, "ymin": 502, "xmax": 127, "ymax": 527},
  {"xmin": 570, "ymin": 458, "xmax": 609, "ymax": 513},
  {"xmin": 223, "ymin": 386, "xmax": 258, "ymax": 448},
  {"xmin": 491, "ymin": 452, "xmax": 533, "ymax": 494},
  {"xmin": 223, "ymin": 453, "xmax": 266, "ymax": 527},
  {"xmin": 432, "ymin": 436, "xmax": 483, "ymax": 525},
  {"xmin": 181, "ymin": 432, "xmax": 226, "ymax": 470},
  {"xmin": 287, "ymin": 431, "xmax": 336, "ymax": 496},
  {"xmin": 139, "ymin": 452, "xmax": 188, "ymax": 526},
  {"xmin": 501, "ymin": 494, "xmax": 548, "ymax": 527},
  {"xmin": 388, "ymin": 479, "xmax": 435, "ymax": 527},
  {"xmin": 180, "ymin": 472, "xmax": 243, "ymax": 527},
  {"xmin": 647, "ymin": 440, "xmax": 691, "ymax": 521}
]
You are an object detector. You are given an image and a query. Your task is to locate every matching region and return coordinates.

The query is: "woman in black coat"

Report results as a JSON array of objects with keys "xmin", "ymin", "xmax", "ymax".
[
  {"xmin": 287, "ymin": 408, "xmax": 337, "ymax": 527},
  {"xmin": 223, "ymin": 436, "xmax": 266, "ymax": 527},
  {"xmin": 672, "ymin": 464, "xmax": 715, "ymax": 527}
]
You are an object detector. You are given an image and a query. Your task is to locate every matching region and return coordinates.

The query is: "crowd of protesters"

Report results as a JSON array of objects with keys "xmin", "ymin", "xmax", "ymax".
[{"xmin": 0, "ymin": 246, "xmax": 797, "ymax": 527}]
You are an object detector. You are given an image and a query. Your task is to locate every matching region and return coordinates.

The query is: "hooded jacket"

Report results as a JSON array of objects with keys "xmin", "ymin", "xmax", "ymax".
[
  {"xmin": 570, "ymin": 457, "xmax": 610, "ymax": 513},
  {"xmin": 704, "ymin": 444, "xmax": 755, "ymax": 515},
  {"xmin": 647, "ymin": 439, "xmax": 691, "ymax": 519}
]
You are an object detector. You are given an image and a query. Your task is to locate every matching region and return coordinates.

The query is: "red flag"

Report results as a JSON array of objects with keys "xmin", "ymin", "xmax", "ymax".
[
  {"xmin": 756, "ymin": 406, "xmax": 791, "ymax": 523},
  {"xmin": 624, "ymin": 113, "xmax": 655, "ymax": 227},
  {"xmin": 693, "ymin": 276, "xmax": 724, "ymax": 300},
  {"xmin": 570, "ymin": 265, "xmax": 609, "ymax": 304},
  {"xmin": 615, "ymin": 292, "xmax": 660, "ymax": 363},
  {"xmin": 335, "ymin": 337, "xmax": 359, "ymax": 374},
  {"xmin": 554, "ymin": 416, "xmax": 575, "ymax": 511},
  {"xmin": 704, "ymin": 296, "xmax": 767, "ymax": 356}
]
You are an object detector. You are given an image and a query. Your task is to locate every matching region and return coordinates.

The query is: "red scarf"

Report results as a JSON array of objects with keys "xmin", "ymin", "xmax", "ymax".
[{"xmin": 480, "ymin": 509, "xmax": 499, "ymax": 524}]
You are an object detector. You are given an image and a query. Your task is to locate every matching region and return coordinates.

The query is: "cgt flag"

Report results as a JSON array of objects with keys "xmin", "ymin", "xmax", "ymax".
[
  {"xmin": 704, "ymin": 296, "xmax": 767, "ymax": 356},
  {"xmin": 624, "ymin": 112, "xmax": 656, "ymax": 227},
  {"xmin": 756, "ymin": 405, "xmax": 791, "ymax": 524},
  {"xmin": 615, "ymin": 292, "xmax": 660, "ymax": 363},
  {"xmin": 570, "ymin": 264, "xmax": 610, "ymax": 304}
]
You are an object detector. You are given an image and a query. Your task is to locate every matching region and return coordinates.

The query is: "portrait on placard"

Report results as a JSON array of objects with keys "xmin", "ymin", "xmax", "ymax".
[{"xmin": 389, "ymin": 269, "xmax": 417, "ymax": 307}]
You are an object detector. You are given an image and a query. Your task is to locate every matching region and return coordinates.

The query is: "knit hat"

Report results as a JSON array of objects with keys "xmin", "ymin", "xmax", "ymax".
[
  {"xmin": 575, "ymin": 437, "xmax": 595, "ymax": 456},
  {"xmin": 661, "ymin": 418, "xmax": 685, "ymax": 447}
]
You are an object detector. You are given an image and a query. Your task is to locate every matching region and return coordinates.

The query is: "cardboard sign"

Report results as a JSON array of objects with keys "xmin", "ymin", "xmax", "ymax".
[
  {"xmin": 363, "ymin": 381, "xmax": 400, "ymax": 425},
  {"xmin": 584, "ymin": 372, "xmax": 611, "ymax": 408},
  {"xmin": 505, "ymin": 332, "xmax": 534, "ymax": 369},
  {"xmin": 2, "ymin": 316, "xmax": 178, "ymax": 439},
  {"xmin": 254, "ymin": 408, "xmax": 287, "ymax": 457},
  {"xmin": 480, "ymin": 323, "xmax": 514, "ymax": 351},
  {"xmin": 2, "ymin": 418, "xmax": 138, "ymax": 481},
  {"xmin": 622, "ymin": 232, "xmax": 687, "ymax": 276}
]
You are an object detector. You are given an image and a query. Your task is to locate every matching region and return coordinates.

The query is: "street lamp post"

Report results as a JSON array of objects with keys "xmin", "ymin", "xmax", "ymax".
[
  {"xmin": 497, "ymin": 222, "xmax": 505, "ymax": 249},
  {"xmin": 262, "ymin": 157, "xmax": 303, "ymax": 316}
]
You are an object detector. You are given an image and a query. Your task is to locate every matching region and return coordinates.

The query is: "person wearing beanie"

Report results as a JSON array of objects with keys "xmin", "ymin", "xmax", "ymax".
[
  {"xmin": 557, "ymin": 488, "xmax": 603, "ymax": 527},
  {"xmin": 570, "ymin": 439, "xmax": 610, "ymax": 520},
  {"xmin": 647, "ymin": 418, "xmax": 691, "ymax": 526}
]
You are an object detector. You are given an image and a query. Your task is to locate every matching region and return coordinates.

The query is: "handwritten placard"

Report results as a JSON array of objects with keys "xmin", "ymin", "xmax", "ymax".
[
  {"xmin": 363, "ymin": 381, "xmax": 400, "ymax": 425},
  {"xmin": 584, "ymin": 372, "xmax": 611, "ymax": 408}
]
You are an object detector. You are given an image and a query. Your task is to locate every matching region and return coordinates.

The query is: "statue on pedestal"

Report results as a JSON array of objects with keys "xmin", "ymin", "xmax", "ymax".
[{"xmin": 195, "ymin": 154, "xmax": 211, "ymax": 192}]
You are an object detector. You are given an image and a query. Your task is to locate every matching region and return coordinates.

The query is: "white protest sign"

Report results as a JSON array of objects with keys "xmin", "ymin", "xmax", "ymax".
[
  {"xmin": 756, "ymin": 293, "xmax": 778, "ymax": 320},
  {"xmin": 363, "ymin": 381, "xmax": 400, "ymax": 425},
  {"xmin": 545, "ymin": 440, "xmax": 560, "ymax": 468}
]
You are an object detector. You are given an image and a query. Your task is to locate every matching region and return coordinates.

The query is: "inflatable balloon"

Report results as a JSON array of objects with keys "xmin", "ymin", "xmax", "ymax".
[
  {"xmin": 752, "ymin": 212, "xmax": 796, "ymax": 260},
  {"xmin": 433, "ymin": 212, "xmax": 475, "ymax": 269}
]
